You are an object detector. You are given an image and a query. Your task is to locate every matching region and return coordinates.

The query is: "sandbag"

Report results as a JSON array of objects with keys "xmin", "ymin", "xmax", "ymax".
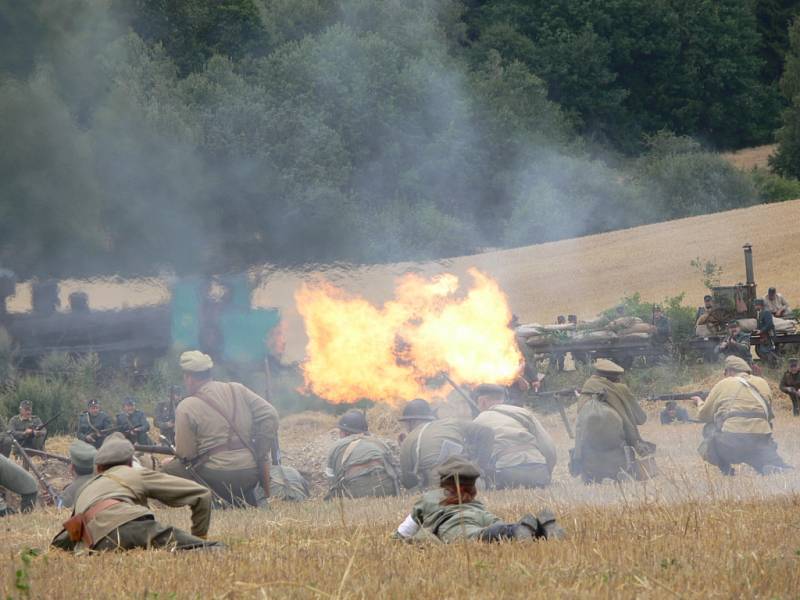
[
  {"xmin": 541, "ymin": 323, "xmax": 576, "ymax": 332},
  {"xmin": 575, "ymin": 330, "xmax": 617, "ymax": 341},
  {"xmin": 608, "ymin": 317, "xmax": 643, "ymax": 332},
  {"xmin": 737, "ymin": 318, "xmax": 757, "ymax": 332},
  {"xmin": 774, "ymin": 318, "xmax": 797, "ymax": 333},
  {"xmin": 695, "ymin": 324, "xmax": 712, "ymax": 337},
  {"xmin": 619, "ymin": 333, "xmax": 651, "ymax": 341},
  {"xmin": 622, "ymin": 323, "xmax": 656, "ymax": 335},
  {"xmin": 515, "ymin": 324, "xmax": 543, "ymax": 337},
  {"xmin": 525, "ymin": 335, "xmax": 548, "ymax": 348}
]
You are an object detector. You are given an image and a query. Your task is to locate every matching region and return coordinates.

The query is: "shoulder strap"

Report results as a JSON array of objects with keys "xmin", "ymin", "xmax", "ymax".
[
  {"xmin": 194, "ymin": 385, "xmax": 257, "ymax": 458},
  {"xmin": 340, "ymin": 438, "xmax": 363, "ymax": 466},
  {"xmin": 413, "ymin": 422, "xmax": 433, "ymax": 483},
  {"xmin": 489, "ymin": 405, "xmax": 534, "ymax": 433},
  {"xmin": 101, "ymin": 471, "xmax": 138, "ymax": 499},
  {"xmin": 737, "ymin": 377, "xmax": 772, "ymax": 421}
]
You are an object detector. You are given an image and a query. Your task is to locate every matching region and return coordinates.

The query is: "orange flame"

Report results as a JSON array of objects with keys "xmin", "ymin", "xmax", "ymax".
[{"xmin": 295, "ymin": 269, "xmax": 522, "ymax": 405}]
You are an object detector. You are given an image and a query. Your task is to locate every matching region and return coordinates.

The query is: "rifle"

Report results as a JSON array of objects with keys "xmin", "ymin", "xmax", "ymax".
[
  {"xmin": 11, "ymin": 411, "xmax": 62, "ymax": 441},
  {"xmin": 528, "ymin": 389, "xmax": 579, "ymax": 439},
  {"xmin": 5, "ymin": 431, "xmax": 61, "ymax": 506},
  {"xmin": 23, "ymin": 448, "xmax": 70, "ymax": 464},
  {"xmin": 442, "ymin": 373, "xmax": 481, "ymax": 418},
  {"xmin": 645, "ymin": 391, "xmax": 708, "ymax": 402},
  {"xmin": 134, "ymin": 444, "xmax": 175, "ymax": 455}
]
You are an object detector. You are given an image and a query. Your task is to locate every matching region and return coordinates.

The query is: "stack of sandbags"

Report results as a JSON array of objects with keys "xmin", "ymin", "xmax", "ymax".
[
  {"xmin": 774, "ymin": 318, "xmax": 797, "ymax": 333},
  {"xmin": 736, "ymin": 318, "xmax": 758, "ymax": 332}
]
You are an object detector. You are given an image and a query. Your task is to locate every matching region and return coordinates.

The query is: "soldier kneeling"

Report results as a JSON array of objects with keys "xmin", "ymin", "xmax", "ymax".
[
  {"xmin": 52, "ymin": 433, "xmax": 222, "ymax": 553},
  {"xmin": 393, "ymin": 456, "xmax": 564, "ymax": 543}
]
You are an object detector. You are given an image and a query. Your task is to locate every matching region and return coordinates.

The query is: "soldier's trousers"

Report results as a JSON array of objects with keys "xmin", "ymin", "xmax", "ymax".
[
  {"xmin": 700, "ymin": 431, "xmax": 788, "ymax": 475},
  {"xmin": 92, "ymin": 515, "xmax": 219, "ymax": 551},
  {"xmin": 0, "ymin": 455, "xmax": 38, "ymax": 513},
  {"xmin": 161, "ymin": 460, "xmax": 259, "ymax": 507},
  {"xmin": 789, "ymin": 393, "xmax": 800, "ymax": 417},
  {"xmin": 494, "ymin": 463, "xmax": 551, "ymax": 490}
]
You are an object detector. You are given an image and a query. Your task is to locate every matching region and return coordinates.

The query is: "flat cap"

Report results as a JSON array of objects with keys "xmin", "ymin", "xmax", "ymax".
[
  {"xmin": 724, "ymin": 355, "xmax": 752, "ymax": 374},
  {"xmin": 87, "ymin": 398, "xmax": 100, "ymax": 407},
  {"xmin": 788, "ymin": 357, "xmax": 799, "ymax": 366},
  {"xmin": 180, "ymin": 350, "xmax": 214, "ymax": 372},
  {"xmin": 594, "ymin": 358, "xmax": 625, "ymax": 374},
  {"xmin": 94, "ymin": 432, "xmax": 134, "ymax": 466},
  {"xmin": 398, "ymin": 398, "xmax": 436, "ymax": 421},
  {"xmin": 437, "ymin": 455, "xmax": 481, "ymax": 482},
  {"xmin": 122, "ymin": 396, "xmax": 136, "ymax": 406},
  {"xmin": 69, "ymin": 439, "xmax": 97, "ymax": 473},
  {"xmin": 473, "ymin": 383, "xmax": 506, "ymax": 397}
]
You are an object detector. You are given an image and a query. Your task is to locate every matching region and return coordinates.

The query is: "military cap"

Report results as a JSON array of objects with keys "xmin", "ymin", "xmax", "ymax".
[
  {"xmin": 180, "ymin": 350, "xmax": 214, "ymax": 372},
  {"xmin": 122, "ymin": 396, "xmax": 136, "ymax": 406},
  {"xmin": 94, "ymin": 432, "xmax": 134, "ymax": 466},
  {"xmin": 703, "ymin": 295, "xmax": 713, "ymax": 301},
  {"xmin": 338, "ymin": 409, "xmax": 368, "ymax": 434},
  {"xmin": 653, "ymin": 305, "xmax": 662, "ymax": 311},
  {"xmin": 594, "ymin": 358, "xmax": 625, "ymax": 375},
  {"xmin": 87, "ymin": 398, "xmax": 100, "ymax": 407},
  {"xmin": 19, "ymin": 400, "xmax": 32, "ymax": 409},
  {"xmin": 724, "ymin": 355, "xmax": 752, "ymax": 374},
  {"xmin": 788, "ymin": 357, "xmax": 798, "ymax": 366},
  {"xmin": 754, "ymin": 298, "xmax": 765, "ymax": 306},
  {"xmin": 473, "ymin": 383, "xmax": 506, "ymax": 397},
  {"xmin": 437, "ymin": 455, "xmax": 481, "ymax": 482},
  {"xmin": 768, "ymin": 287, "xmax": 776, "ymax": 293},
  {"xmin": 69, "ymin": 439, "xmax": 97, "ymax": 474},
  {"xmin": 398, "ymin": 398, "xmax": 436, "ymax": 421}
]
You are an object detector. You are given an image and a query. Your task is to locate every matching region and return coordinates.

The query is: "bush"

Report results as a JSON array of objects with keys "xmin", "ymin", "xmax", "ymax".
[{"xmin": 751, "ymin": 168, "xmax": 800, "ymax": 202}]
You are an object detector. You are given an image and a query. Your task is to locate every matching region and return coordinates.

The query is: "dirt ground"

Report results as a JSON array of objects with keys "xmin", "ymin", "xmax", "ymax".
[{"xmin": 721, "ymin": 144, "xmax": 777, "ymax": 170}]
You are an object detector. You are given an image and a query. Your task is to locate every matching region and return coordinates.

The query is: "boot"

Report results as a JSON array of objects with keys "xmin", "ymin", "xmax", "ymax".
[
  {"xmin": 534, "ymin": 509, "xmax": 566, "ymax": 540},
  {"xmin": 20, "ymin": 492, "xmax": 37, "ymax": 513}
]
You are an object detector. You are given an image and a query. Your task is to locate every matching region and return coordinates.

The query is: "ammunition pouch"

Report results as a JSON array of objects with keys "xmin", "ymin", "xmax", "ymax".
[{"xmin": 61, "ymin": 498, "xmax": 122, "ymax": 547}]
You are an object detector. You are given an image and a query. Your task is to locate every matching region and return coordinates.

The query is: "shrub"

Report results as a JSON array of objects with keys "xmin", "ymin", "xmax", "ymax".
[{"xmin": 751, "ymin": 168, "xmax": 800, "ymax": 202}]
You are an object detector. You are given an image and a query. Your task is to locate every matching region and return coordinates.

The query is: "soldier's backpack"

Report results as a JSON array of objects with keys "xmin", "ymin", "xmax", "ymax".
[
  {"xmin": 270, "ymin": 465, "xmax": 310, "ymax": 502},
  {"xmin": 326, "ymin": 436, "xmax": 400, "ymax": 500}
]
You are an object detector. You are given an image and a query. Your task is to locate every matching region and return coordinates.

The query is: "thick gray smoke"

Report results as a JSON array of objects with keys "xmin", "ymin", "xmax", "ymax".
[{"xmin": 0, "ymin": 0, "xmax": 758, "ymax": 280}]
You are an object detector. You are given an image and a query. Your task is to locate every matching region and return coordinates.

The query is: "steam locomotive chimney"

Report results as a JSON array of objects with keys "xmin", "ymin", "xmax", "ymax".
[{"xmin": 743, "ymin": 243, "xmax": 755, "ymax": 285}]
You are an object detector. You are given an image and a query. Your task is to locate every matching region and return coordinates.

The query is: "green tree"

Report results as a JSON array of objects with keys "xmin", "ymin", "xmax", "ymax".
[{"xmin": 770, "ymin": 17, "xmax": 800, "ymax": 177}]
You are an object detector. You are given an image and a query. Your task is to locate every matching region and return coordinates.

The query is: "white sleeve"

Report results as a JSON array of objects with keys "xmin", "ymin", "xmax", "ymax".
[{"xmin": 396, "ymin": 514, "xmax": 420, "ymax": 538}]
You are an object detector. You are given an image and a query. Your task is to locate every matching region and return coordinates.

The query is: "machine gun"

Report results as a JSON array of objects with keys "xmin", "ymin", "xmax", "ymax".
[
  {"xmin": 527, "ymin": 388, "xmax": 579, "ymax": 439},
  {"xmin": 645, "ymin": 391, "xmax": 708, "ymax": 402}
]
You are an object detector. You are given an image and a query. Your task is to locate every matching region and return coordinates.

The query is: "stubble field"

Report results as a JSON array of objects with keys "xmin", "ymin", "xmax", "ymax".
[{"xmin": 3, "ymin": 396, "xmax": 800, "ymax": 599}]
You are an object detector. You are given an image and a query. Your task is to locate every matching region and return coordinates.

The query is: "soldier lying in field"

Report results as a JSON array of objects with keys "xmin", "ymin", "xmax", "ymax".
[{"xmin": 392, "ymin": 455, "xmax": 565, "ymax": 543}]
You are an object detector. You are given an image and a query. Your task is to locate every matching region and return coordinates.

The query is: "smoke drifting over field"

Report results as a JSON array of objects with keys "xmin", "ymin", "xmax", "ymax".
[{"xmin": 0, "ymin": 0, "xmax": 759, "ymax": 280}]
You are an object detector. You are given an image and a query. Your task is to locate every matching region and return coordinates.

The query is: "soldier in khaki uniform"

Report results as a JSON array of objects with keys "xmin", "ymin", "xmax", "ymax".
[
  {"xmin": 60, "ymin": 440, "xmax": 97, "ymax": 509},
  {"xmin": 398, "ymin": 399, "xmax": 494, "ymax": 491},
  {"xmin": 393, "ymin": 455, "xmax": 564, "ymax": 543},
  {"xmin": 472, "ymin": 384, "xmax": 556, "ymax": 489},
  {"xmin": 694, "ymin": 355, "xmax": 790, "ymax": 475},
  {"xmin": 52, "ymin": 433, "xmax": 219, "ymax": 553},
  {"xmin": 324, "ymin": 410, "xmax": 399, "ymax": 500},
  {"xmin": 570, "ymin": 359, "xmax": 655, "ymax": 483},
  {"xmin": 160, "ymin": 351, "xmax": 279, "ymax": 507},
  {"xmin": 267, "ymin": 465, "xmax": 310, "ymax": 502}
]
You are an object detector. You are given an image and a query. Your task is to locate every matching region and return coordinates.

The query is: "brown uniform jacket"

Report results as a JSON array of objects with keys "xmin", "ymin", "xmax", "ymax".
[
  {"xmin": 473, "ymin": 405, "xmax": 556, "ymax": 472},
  {"xmin": 399, "ymin": 418, "xmax": 494, "ymax": 490},
  {"xmin": 697, "ymin": 374, "xmax": 773, "ymax": 434},
  {"xmin": 780, "ymin": 370, "xmax": 800, "ymax": 395},
  {"xmin": 175, "ymin": 381, "xmax": 279, "ymax": 471},
  {"xmin": 73, "ymin": 465, "xmax": 211, "ymax": 547}
]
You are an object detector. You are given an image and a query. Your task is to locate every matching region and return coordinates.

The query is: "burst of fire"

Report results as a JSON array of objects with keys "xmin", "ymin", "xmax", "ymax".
[{"xmin": 295, "ymin": 269, "xmax": 523, "ymax": 405}]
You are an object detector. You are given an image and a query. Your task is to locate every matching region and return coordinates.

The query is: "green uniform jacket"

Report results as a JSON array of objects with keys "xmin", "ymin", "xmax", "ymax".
[
  {"xmin": 8, "ymin": 415, "xmax": 45, "ymax": 446},
  {"xmin": 399, "ymin": 419, "xmax": 494, "ymax": 490},
  {"xmin": 411, "ymin": 489, "xmax": 500, "ymax": 543},
  {"xmin": 60, "ymin": 473, "xmax": 95, "ymax": 509},
  {"xmin": 69, "ymin": 465, "xmax": 211, "ymax": 552},
  {"xmin": 325, "ymin": 434, "xmax": 399, "ymax": 498},
  {"xmin": 270, "ymin": 465, "xmax": 310, "ymax": 502},
  {"xmin": 115, "ymin": 410, "xmax": 152, "ymax": 445}
]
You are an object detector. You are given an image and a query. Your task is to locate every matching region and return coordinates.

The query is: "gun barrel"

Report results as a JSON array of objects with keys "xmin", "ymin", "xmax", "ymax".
[
  {"xmin": 133, "ymin": 444, "xmax": 175, "ymax": 455},
  {"xmin": 646, "ymin": 391, "xmax": 708, "ymax": 402},
  {"xmin": 23, "ymin": 448, "xmax": 70, "ymax": 463}
]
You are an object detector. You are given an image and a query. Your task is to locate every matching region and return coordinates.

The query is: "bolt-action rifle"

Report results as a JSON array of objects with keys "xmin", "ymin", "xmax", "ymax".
[
  {"xmin": 5, "ymin": 431, "xmax": 61, "ymax": 506},
  {"xmin": 645, "ymin": 391, "xmax": 708, "ymax": 402}
]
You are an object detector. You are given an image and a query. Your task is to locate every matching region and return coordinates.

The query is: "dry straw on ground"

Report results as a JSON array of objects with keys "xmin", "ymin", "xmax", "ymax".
[{"xmin": 4, "ymin": 400, "xmax": 800, "ymax": 599}]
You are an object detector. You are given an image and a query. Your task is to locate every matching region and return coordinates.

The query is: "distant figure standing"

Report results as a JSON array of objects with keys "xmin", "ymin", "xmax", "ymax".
[
  {"xmin": 653, "ymin": 306, "xmax": 671, "ymax": 344},
  {"xmin": 753, "ymin": 299, "xmax": 778, "ymax": 368},
  {"xmin": 779, "ymin": 358, "xmax": 800, "ymax": 416}
]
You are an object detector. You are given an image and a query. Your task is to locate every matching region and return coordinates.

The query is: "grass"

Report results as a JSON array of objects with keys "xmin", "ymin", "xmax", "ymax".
[{"xmin": 3, "ymin": 384, "xmax": 800, "ymax": 599}]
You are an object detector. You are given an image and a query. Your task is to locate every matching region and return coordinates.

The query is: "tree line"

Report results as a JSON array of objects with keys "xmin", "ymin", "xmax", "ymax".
[{"xmin": 1, "ymin": 0, "xmax": 799, "ymax": 279}]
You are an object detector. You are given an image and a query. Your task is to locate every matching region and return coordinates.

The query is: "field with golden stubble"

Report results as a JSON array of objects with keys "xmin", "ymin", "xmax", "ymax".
[{"xmin": 3, "ymin": 394, "xmax": 800, "ymax": 599}]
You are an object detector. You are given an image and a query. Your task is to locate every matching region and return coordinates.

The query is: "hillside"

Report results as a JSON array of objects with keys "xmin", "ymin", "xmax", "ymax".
[{"xmin": 256, "ymin": 199, "xmax": 800, "ymax": 362}]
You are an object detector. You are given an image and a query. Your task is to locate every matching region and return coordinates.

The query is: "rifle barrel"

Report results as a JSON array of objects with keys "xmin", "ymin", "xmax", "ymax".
[
  {"xmin": 133, "ymin": 444, "xmax": 175, "ymax": 455},
  {"xmin": 23, "ymin": 448, "xmax": 70, "ymax": 464}
]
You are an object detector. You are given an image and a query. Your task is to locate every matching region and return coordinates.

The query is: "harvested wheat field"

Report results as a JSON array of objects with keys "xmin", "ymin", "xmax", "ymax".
[{"xmin": 4, "ymin": 393, "xmax": 800, "ymax": 599}]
